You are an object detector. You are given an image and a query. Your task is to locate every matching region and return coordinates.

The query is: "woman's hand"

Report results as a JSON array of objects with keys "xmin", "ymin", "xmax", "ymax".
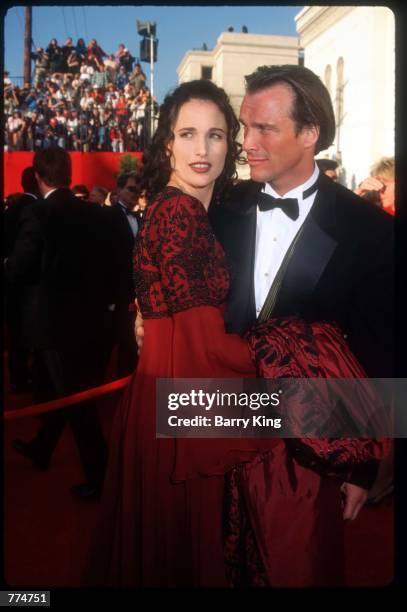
[
  {"xmin": 341, "ymin": 482, "xmax": 368, "ymax": 520},
  {"xmin": 134, "ymin": 299, "xmax": 144, "ymax": 355},
  {"xmin": 354, "ymin": 176, "xmax": 384, "ymax": 197}
]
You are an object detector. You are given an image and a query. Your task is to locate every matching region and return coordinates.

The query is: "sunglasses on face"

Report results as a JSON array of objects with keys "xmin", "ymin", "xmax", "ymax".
[{"xmin": 126, "ymin": 186, "xmax": 139, "ymax": 193}]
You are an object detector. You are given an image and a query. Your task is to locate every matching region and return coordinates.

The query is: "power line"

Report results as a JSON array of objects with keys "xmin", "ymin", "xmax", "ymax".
[
  {"xmin": 31, "ymin": 7, "xmax": 41, "ymax": 50},
  {"xmin": 61, "ymin": 7, "xmax": 69, "ymax": 40},
  {"xmin": 81, "ymin": 6, "xmax": 89, "ymax": 41},
  {"xmin": 15, "ymin": 7, "xmax": 24, "ymax": 37},
  {"xmin": 71, "ymin": 6, "xmax": 79, "ymax": 40}
]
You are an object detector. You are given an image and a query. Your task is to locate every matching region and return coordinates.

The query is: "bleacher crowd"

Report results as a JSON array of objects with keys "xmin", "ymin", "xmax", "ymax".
[{"xmin": 4, "ymin": 37, "xmax": 158, "ymax": 152}]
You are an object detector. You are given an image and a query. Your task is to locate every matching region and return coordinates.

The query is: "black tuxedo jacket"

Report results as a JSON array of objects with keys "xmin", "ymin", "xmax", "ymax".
[
  {"xmin": 103, "ymin": 203, "xmax": 137, "ymax": 307},
  {"xmin": 209, "ymin": 174, "xmax": 394, "ymax": 378},
  {"xmin": 5, "ymin": 188, "xmax": 113, "ymax": 350},
  {"xmin": 209, "ymin": 175, "xmax": 394, "ymax": 489}
]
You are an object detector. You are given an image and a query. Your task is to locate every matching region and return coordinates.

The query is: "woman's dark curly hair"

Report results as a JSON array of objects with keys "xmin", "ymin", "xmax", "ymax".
[{"xmin": 140, "ymin": 80, "xmax": 243, "ymax": 202}]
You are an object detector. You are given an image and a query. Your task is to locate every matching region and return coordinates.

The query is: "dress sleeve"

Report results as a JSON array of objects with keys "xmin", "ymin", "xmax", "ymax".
[
  {"xmin": 150, "ymin": 192, "xmax": 230, "ymax": 312},
  {"xmin": 138, "ymin": 192, "xmax": 275, "ymax": 480},
  {"xmin": 247, "ymin": 317, "xmax": 390, "ymax": 488}
]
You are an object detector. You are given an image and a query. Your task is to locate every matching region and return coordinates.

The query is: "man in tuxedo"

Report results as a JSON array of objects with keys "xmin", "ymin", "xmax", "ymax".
[
  {"xmin": 6, "ymin": 147, "xmax": 113, "ymax": 498},
  {"xmin": 103, "ymin": 171, "xmax": 140, "ymax": 377},
  {"xmin": 4, "ymin": 167, "xmax": 40, "ymax": 392},
  {"xmin": 208, "ymin": 65, "xmax": 394, "ymax": 585}
]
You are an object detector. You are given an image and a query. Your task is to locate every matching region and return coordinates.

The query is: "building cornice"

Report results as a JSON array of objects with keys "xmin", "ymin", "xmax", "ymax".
[
  {"xmin": 177, "ymin": 50, "xmax": 214, "ymax": 76},
  {"xmin": 295, "ymin": 5, "xmax": 356, "ymax": 47}
]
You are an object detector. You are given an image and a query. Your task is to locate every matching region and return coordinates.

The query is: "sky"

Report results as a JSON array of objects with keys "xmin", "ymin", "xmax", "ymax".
[{"xmin": 3, "ymin": 4, "xmax": 302, "ymax": 102}]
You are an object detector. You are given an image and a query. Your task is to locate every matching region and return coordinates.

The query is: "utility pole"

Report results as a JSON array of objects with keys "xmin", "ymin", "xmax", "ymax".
[
  {"xmin": 137, "ymin": 20, "xmax": 158, "ymax": 142},
  {"xmin": 149, "ymin": 25, "xmax": 155, "ymax": 139},
  {"xmin": 24, "ymin": 6, "xmax": 32, "ymax": 85}
]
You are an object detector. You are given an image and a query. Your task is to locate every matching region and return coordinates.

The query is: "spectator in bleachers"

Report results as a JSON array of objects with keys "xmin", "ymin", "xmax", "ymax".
[
  {"xmin": 115, "ymin": 92, "xmax": 129, "ymax": 129},
  {"xmin": 129, "ymin": 62, "xmax": 146, "ymax": 94},
  {"xmin": 7, "ymin": 111, "xmax": 25, "ymax": 151},
  {"xmin": 79, "ymin": 59, "xmax": 94, "ymax": 85},
  {"xmin": 74, "ymin": 116, "xmax": 92, "ymax": 152},
  {"xmin": 116, "ymin": 65, "xmax": 129, "ymax": 90},
  {"xmin": 66, "ymin": 110, "xmax": 79, "ymax": 149},
  {"xmin": 66, "ymin": 49, "xmax": 81, "ymax": 76},
  {"xmin": 76, "ymin": 37, "xmax": 87, "ymax": 60},
  {"xmin": 4, "ymin": 70, "xmax": 13, "ymax": 93},
  {"xmin": 104, "ymin": 54, "xmax": 118, "ymax": 84},
  {"xmin": 125, "ymin": 119, "xmax": 140, "ymax": 152},
  {"xmin": 31, "ymin": 49, "xmax": 50, "ymax": 87},
  {"xmin": 62, "ymin": 37, "xmax": 75, "ymax": 71},
  {"xmin": 87, "ymin": 38, "xmax": 107, "ymax": 72},
  {"xmin": 47, "ymin": 39, "xmax": 65, "ymax": 77},
  {"xmin": 22, "ymin": 114, "xmax": 35, "ymax": 151},
  {"xmin": 109, "ymin": 121, "xmax": 124, "ymax": 153}
]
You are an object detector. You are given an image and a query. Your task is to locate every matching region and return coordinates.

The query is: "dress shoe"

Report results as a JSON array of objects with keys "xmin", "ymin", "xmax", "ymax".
[
  {"xmin": 70, "ymin": 482, "xmax": 101, "ymax": 500},
  {"xmin": 12, "ymin": 438, "xmax": 50, "ymax": 471}
]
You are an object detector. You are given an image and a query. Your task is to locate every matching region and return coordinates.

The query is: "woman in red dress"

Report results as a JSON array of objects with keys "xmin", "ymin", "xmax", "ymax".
[
  {"xmin": 88, "ymin": 80, "xmax": 388, "ymax": 587},
  {"xmin": 88, "ymin": 80, "xmax": 269, "ymax": 587}
]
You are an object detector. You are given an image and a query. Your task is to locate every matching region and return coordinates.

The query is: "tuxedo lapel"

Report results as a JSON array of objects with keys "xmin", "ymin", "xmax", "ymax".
[
  {"xmin": 223, "ymin": 208, "xmax": 257, "ymax": 334},
  {"xmin": 273, "ymin": 174, "xmax": 338, "ymax": 317},
  {"xmin": 214, "ymin": 180, "xmax": 262, "ymax": 334},
  {"xmin": 112, "ymin": 203, "xmax": 135, "ymax": 245}
]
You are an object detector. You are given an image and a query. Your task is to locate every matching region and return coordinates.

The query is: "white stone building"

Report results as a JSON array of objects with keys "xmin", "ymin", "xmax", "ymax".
[
  {"xmin": 295, "ymin": 5, "xmax": 395, "ymax": 188},
  {"xmin": 178, "ymin": 31, "xmax": 298, "ymax": 117}
]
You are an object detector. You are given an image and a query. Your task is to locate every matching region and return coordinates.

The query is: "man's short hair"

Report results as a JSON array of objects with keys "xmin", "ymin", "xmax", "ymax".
[
  {"xmin": 245, "ymin": 64, "xmax": 336, "ymax": 155},
  {"xmin": 33, "ymin": 147, "xmax": 71, "ymax": 187},
  {"xmin": 21, "ymin": 166, "xmax": 38, "ymax": 193},
  {"xmin": 117, "ymin": 171, "xmax": 139, "ymax": 189}
]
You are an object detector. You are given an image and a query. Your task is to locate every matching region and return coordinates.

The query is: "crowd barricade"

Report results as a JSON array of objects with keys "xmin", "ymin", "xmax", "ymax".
[{"xmin": 4, "ymin": 375, "xmax": 132, "ymax": 421}]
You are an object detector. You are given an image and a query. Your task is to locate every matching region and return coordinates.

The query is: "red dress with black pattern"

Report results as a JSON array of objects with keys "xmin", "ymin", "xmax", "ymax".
[{"xmin": 88, "ymin": 187, "xmax": 269, "ymax": 587}]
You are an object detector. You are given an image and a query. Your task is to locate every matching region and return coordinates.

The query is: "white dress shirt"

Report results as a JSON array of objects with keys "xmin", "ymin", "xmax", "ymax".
[
  {"xmin": 43, "ymin": 188, "xmax": 59, "ymax": 199},
  {"xmin": 254, "ymin": 164, "xmax": 320, "ymax": 315}
]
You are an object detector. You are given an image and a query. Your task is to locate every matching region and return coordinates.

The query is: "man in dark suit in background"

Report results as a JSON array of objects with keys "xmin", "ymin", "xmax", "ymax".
[
  {"xmin": 104, "ymin": 171, "xmax": 140, "ymax": 377},
  {"xmin": 208, "ymin": 64, "xmax": 394, "ymax": 585},
  {"xmin": 6, "ymin": 147, "xmax": 113, "ymax": 498},
  {"xmin": 4, "ymin": 167, "xmax": 40, "ymax": 392}
]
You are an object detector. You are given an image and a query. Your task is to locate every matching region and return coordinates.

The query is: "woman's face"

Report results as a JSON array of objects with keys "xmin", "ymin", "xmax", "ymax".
[
  {"xmin": 168, "ymin": 99, "xmax": 228, "ymax": 195},
  {"xmin": 167, "ymin": 99, "xmax": 228, "ymax": 198},
  {"xmin": 377, "ymin": 175, "xmax": 395, "ymax": 212}
]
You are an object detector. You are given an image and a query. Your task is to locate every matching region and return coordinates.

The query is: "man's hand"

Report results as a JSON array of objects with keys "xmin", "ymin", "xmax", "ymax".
[
  {"xmin": 134, "ymin": 301, "xmax": 144, "ymax": 355},
  {"xmin": 341, "ymin": 482, "xmax": 368, "ymax": 521}
]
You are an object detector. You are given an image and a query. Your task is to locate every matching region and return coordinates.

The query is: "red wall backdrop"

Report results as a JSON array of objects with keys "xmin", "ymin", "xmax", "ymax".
[{"xmin": 3, "ymin": 152, "xmax": 143, "ymax": 196}]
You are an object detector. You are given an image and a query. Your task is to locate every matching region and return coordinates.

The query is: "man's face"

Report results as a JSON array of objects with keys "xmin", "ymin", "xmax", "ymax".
[
  {"xmin": 239, "ymin": 84, "xmax": 317, "ymax": 192},
  {"xmin": 118, "ymin": 177, "xmax": 139, "ymax": 209}
]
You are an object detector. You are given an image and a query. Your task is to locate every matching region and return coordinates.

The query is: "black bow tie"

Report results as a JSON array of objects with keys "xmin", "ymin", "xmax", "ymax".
[
  {"xmin": 121, "ymin": 205, "xmax": 137, "ymax": 218},
  {"xmin": 257, "ymin": 180, "xmax": 320, "ymax": 221},
  {"xmin": 258, "ymin": 193, "xmax": 299, "ymax": 220}
]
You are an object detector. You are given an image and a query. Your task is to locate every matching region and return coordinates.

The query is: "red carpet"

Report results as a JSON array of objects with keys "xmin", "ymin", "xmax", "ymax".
[{"xmin": 4, "ymin": 379, "xmax": 393, "ymax": 588}]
